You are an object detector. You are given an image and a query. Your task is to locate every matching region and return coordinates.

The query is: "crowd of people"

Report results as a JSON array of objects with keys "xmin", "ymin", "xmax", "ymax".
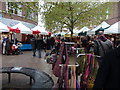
[
  {"xmin": 1, "ymin": 31, "xmax": 120, "ymax": 89},
  {"xmin": 30, "ymin": 31, "xmax": 116, "ymax": 61},
  {"xmin": 1, "ymin": 36, "xmax": 21, "ymax": 55}
]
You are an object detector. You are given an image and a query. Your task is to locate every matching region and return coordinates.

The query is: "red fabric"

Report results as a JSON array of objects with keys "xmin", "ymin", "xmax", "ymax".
[
  {"xmin": 48, "ymin": 32, "xmax": 52, "ymax": 35},
  {"xmin": 8, "ymin": 26, "xmax": 15, "ymax": 32},
  {"xmin": 8, "ymin": 26, "xmax": 20, "ymax": 33},
  {"xmin": 22, "ymin": 34, "xmax": 26, "ymax": 42},
  {"xmin": 15, "ymin": 27, "xmax": 20, "ymax": 33},
  {"xmin": 31, "ymin": 29, "xmax": 40, "ymax": 34}
]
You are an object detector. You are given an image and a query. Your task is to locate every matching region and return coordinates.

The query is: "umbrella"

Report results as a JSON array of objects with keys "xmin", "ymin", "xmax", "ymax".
[{"xmin": 12, "ymin": 23, "xmax": 32, "ymax": 34}]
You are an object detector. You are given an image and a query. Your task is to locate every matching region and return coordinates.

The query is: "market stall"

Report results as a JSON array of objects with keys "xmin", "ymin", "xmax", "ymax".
[
  {"xmin": 87, "ymin": 21, "xmax": 110, "ymax": 35},
  {"xmin": 75, "ymin": 27, "xmax": 90, "ymax": 36},
  {"xmin": 104, "ymin": 21, "xmax": 120, "ymax": 47},
  {"xmin": 11, "ymin": 23, "xmax": 33, "ymax": 50},
  {"xmin": 31, "ymin": 25, "xmax": 48, "ymax": 35},
  {"xmin": 104, "ymin": 21, "xmax": 120, "ymax": 34}
]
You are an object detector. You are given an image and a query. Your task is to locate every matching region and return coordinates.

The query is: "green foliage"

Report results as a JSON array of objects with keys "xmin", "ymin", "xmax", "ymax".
[{"xmin": 43, "ymin": 2, "xmax": 113, "ymax": 37}]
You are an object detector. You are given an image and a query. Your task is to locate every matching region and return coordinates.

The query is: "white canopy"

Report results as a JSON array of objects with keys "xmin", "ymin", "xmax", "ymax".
[
  {"xmin": 58, "ymin": 31, "xmax": 66, "ymax": 35},
  {"xmin": 87, "ymin": 21, "xmax": 110, "ymax": 35},
  {"xmin": 104, "ymin": 21, "xmax": 120, "ymax": 34},
  {"xmin": 0, "ymin": 22, "xmax": 10, "ymax": 32},
  {"xmin": 66, "ymin": 29, "xmax": 79, "ymax": 34},
  {"xmin": 12, "ymin": 23, "xmax": 32, "ymax": 34},
  {"xmin": 76, "ymin": 27, "xmax": 90, "ymax": 33},
  {"xmin": 31, "ymin": 26, "xmax": 48, "ymax": 35}
]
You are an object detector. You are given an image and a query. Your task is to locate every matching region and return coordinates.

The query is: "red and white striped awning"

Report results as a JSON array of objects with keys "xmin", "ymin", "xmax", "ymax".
[
  {"xmin": 31, "ymin": 29, "xmax": 40, "ymax": 34},
  {"xmin": 11, "ymin": 23, "xmax": 32, "ymax": 34},
  {"xmin": 32, "ymin": 26, "xmax": 48, "ymax": 35}
]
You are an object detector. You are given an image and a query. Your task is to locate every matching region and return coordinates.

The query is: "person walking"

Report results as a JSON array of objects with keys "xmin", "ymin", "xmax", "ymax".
[
  {"xmin": 5, "ymin": 37, "xmax": 11, "ymax": 55},
  {"xmin": 31, "ymin": 36, "xmax": 37, "ymax": 57},
  {"xmin": 49, "ymin": 37, "xmax": 55, "ymax": 50},
  {"xmin": 93, "ymin": 46, "xmax": 120, "ymax": 89},
  {"xmin": 36, "ymin": 36, "xmax": 45, "ymax": 58},
  {"xmin": 94, "ymin": 31, "xmax": 113, "ymax": 64}
]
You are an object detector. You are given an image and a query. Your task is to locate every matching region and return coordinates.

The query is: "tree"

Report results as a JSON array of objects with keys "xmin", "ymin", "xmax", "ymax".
[{"xmin": 43, "ymin": 2, "xmax": 113, "ymax": 37}]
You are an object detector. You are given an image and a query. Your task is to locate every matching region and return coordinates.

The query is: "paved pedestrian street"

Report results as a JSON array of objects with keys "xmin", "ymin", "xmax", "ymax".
[
  {"xmin": 1, "ymin": 50, "xmax": 76, "ymax": 89},
  {"xmin": 2, "ymin": 50, "xmax": 57, "ymax": 88}
]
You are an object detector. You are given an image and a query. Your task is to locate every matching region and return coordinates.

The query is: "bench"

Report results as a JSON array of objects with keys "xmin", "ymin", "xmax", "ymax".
[{"xmin": 0, "ymin": 67, "xmax": 54, "ymax": 89}]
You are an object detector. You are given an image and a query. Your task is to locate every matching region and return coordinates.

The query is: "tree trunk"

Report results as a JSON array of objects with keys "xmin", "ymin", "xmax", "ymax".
[{"xmin": 71, "ymin": 31, "xmax": 73, "ymax": 38}]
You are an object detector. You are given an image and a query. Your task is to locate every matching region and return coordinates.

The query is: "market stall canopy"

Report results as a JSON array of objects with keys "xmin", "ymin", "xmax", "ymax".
[
  {"xmin": 104, "ymin": 21, "xmax": 120, "ymax": 34},
  {"xmin": 12, "ymin": 23, "xmax": 32, "ymax": 34},
  {"xmin": 31, "ymin": 29, "xmax": 40, "ymax": 34},
  {"xmin": 87, "ymin": 21, "xmax": 110, "ymax": 35},
  {"xmin": 66, "ymin": 29, "xmax": 79, "ymax": 34},
  {"xmin": 76, "ymin": 27, "xmax": 90, "ymax": 33},
  {"xmin": 32, "ymin": 26, "xmax": 48, "ymax": 35},
  {"xmin": 74, "ymin": 27, "xmax": 90, "ymax": 36},
  {"xmin": 54, "ymin": 31, "xmax": 66, "ymax": 36},
  {"xmin": 0, "ymin": 22, "xmax": 10, "ymax": 32},
  {"xmin": 47, "ymin": 31, "xmax": 52, "ymax": 35}
]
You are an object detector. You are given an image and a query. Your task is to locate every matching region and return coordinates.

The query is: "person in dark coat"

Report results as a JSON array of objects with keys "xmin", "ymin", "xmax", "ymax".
[
  {"xmin": 5, "ymin": 37, "xmax": 11, "ymax": 55},
  {"xmin": 49, "ymin": 37, "xmax": 55, "ymax": 50},
  {"xmin": 93, "ymin": 46, "xmax": 120, "ymax": 89},
  {"xmin": 36, "ymin": 36, "xmax": 45, "ymax": 58},
  {"xmin": 31, "ymin": 36, "xmax": 37, "ymax": 57},
  {"xmin": 94, "ymin": 31, "xmax": 113, "ymax": 65}
]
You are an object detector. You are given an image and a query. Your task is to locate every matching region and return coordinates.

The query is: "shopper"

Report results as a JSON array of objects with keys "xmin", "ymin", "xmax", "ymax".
[
  {"xmin": 49, "ymin": 37, "xmax": 55, "ymax": 50},
  {"xmin": 31, "ymin": 36, "xmax": 37, "ymax": 57},
  {"xmin": 2, "ymin": 36, "xmax": 7, "ymax": 55},
  {"xmin": 5, "ymin": 37, "xmax": 11, "ymax": 55},
  {"xmin": 94, "ymin": 31, "xmax": 113, "ymax": 64},
  {"xmin": 36, "ymin": 36, "xmax": 45, "ymax": 58},
  {"xmin": 93, "ymin": 46, "xmax": 120, "ymax": 89}
]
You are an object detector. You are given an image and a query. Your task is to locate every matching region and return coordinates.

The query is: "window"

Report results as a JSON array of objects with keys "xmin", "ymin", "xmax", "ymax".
[{"xmin": 6, "ymin": 2, "xmax": 22, "ymax": 16}]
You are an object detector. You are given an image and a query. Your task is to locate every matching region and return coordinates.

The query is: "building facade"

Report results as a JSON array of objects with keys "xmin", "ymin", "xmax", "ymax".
[
  {"xmin": 106, "ymin": 2, "xmax": 120, "ymax": 25},
  {"xmin": 0, "ymin": 2, "xmax": 38, "ymax": 28},
  {"xmin": 0, "ymin": 2, "xmax": 39, "ymax": 41}
]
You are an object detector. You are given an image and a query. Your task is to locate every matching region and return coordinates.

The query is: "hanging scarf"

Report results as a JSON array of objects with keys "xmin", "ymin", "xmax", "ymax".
[
  {"xmin": 64, "ymin": 44, "xmax": 69, "ymax": 89},
  {"xmin": 53, "ymin": 43, "xmax": 65, "ymax": 77},
  {"xmin": 73, "ymin": 65, "xmax": 76, "ymax": 89}
]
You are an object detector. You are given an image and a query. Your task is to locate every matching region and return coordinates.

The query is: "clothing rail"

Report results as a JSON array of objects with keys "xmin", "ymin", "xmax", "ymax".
[
  {"xmin": 59, "ymin": 63, "xmax": 79, "ymax": 67},
  {"xmin": 73, "ymin": 48, "xmax": 84, "ymax": 50},
  {"xmin": 64, "ymin": 42, "xmax": 76, "ymax": 45},
  {"xmin": 77, "ymin": 53, "xmax": 101, "ymax": 58}
]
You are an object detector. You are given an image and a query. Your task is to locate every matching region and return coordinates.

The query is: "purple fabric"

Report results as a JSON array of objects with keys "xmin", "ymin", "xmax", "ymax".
[
  {"xmin": 53, "ymin": 43, "xmax": 64, "ymax": 77},
  {"xmin": 76, "ymin": 80, "xmax": 80, "ymax": 90},
  {"xmin": 97, "ymin": 35, "xmax": 107, "ymax": 41}
]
